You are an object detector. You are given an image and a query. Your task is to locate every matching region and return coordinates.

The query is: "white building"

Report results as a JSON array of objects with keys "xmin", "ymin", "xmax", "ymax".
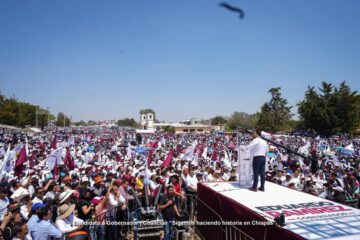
[{"xmin": 140, "ymin": 112, "xmax": 155, "ymax": 131}]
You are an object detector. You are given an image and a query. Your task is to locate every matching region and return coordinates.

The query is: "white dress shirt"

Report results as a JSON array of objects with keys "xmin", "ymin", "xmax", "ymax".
[
  {"xmin": 247, "ymin": 137, "xmax": 269, "ymax": 157},
  {"xmin": 55, "ymin": 215, "xmax": 84, "ymax": 240},
  {"xmin": 106, "ymin": 193, "xmax": 126, "ymax": 218}
]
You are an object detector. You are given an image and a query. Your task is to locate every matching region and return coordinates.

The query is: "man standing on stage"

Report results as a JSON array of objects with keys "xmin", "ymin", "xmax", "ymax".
[{"xmin": 247, "ymin": 130, "xmax": 269, "ymax": 192}]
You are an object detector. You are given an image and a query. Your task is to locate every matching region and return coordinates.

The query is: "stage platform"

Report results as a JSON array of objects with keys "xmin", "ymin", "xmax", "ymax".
[{"xmin": 197, "ymin": 181, "xmax": 360, "ymax": 240}]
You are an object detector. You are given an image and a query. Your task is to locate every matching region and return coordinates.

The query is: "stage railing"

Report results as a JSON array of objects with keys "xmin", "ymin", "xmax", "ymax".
[
  {"xmin": 87, "ymin": 204, "xmax": 129, "ymax": 240},
  {"xmin": 194, "ymin": 195, "xmax": 255, "ymax": 240}
]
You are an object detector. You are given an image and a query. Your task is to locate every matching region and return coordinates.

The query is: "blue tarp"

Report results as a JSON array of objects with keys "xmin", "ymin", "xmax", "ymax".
[
  {"xmin": 341, "ymin": 149, "xmax": 354, "ymax": 156},
  {"xmin": 135, "ymin": 147, "xmax": 150, "ymax": 153}
]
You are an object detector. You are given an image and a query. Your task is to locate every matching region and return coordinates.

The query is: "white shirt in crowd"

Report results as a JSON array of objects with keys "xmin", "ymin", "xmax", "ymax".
[
  {"xmin": 44, "ymin": 191, "xmax": 55, "ymax": 200},
  {"xmin": 247, "ymin": 137, "xmax": 269, "ymax": 157},
  {"xmin": 32, "ymin": 196, "xmax": 43, "ymax": 205},
  {"xmin": 55, "ymin": 214, "xmax": 84, "ymax": 240},
  {"xmin": 186, "ymin": 175, "xmax": 198, "ymax": 192},
  {"xmin": 221, "ymin": 172, "xmax": 230, "ymax": 181},
  {"xmin": 0, "ymin": 197, "xmax": 9, "ymax": 221},
  {"xmin": 106, "ymin": 193, "xmax": 126, "ymax": 218},
  {"xmin": 20, "ymin": 205, "xmax": 30, "ymax": 220},
  {"xmin": 203, "ymin": 172, "xmax": 209, "ymax": 182},
  {"xmin": 206, "ymin": 174, "xmax": 214, "ymax": 182},
  {"xmin": 150, "ymin": 180, "xmax": 158, "ymax": 191},
  {"xmin": 28, "ymin": 185, "xmax": 35, "ymax": 198},
  {"xmin": 272, "ymin": 160, "xmax": 284, "ymax": 171}
]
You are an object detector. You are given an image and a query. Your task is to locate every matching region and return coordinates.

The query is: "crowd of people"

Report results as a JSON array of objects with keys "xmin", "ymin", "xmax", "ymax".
[{"xmin": 0, "ymin": 126, "xmax": 358, "ymax": 240}]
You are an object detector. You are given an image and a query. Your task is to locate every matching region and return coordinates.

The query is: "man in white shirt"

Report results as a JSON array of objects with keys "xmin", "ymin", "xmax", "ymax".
[
  {"xmin": 32, "ymin": 188, "xmax": 44, "ymax": 204},
  {"xmin": 0, "ymin": 186, "xmax": 9, "ymax": 221},
  {"xmin": 186, "ymin": 170, "xmax": 198, "ymax": 193},
  {"xmin": 247, "ymin": 130, "xmax": 269, "ymax": 192}
]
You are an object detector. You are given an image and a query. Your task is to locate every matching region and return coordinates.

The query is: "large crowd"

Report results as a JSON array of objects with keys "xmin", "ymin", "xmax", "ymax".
[{"xmin": 0, "ymin": 126, "xmax": 359, "ymax": 240}]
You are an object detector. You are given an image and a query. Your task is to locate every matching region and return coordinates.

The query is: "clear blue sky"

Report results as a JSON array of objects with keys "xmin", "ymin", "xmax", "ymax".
[{"xmin": 1, "ymin": 0, "xmax": 359, "ymax": 122}]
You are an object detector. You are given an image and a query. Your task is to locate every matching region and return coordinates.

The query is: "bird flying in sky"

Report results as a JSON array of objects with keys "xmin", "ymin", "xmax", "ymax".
[{"xmin": 220, "ymin": 2, "xmax": 245, "ymax": 19}]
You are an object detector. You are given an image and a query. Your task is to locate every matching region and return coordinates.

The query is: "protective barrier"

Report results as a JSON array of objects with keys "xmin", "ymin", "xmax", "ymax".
[{"xmin": 195, "ymin": 195, "xmax": 255, "ymax": 240}]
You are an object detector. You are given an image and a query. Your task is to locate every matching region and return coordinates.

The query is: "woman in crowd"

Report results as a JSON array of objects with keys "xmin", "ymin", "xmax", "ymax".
[{"xmin": 55, "ymin": 204, "xmax": 84, "ymax": 239}]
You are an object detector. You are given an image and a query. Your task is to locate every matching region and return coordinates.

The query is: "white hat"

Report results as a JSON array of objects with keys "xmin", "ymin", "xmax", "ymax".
[
  {"xmin": 11, "ymin": 187, "xmax": 30, "ymax": 202},
  {"xmin": 59, "ymin": 190, "xmax": 75, "ymax": 204},
  {"xmin": 57, "ymin": 204, "xmax": 76, "ymax": 220}
]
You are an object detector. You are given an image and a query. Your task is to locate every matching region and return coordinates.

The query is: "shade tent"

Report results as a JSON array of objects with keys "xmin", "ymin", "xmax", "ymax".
[
  {"xmin": 0, "ymin": 124, "xmax": 21, "ymax": 134},
  {"xmin": 23, "ymin": 127, "xmax": 42, "ymax": 133}
]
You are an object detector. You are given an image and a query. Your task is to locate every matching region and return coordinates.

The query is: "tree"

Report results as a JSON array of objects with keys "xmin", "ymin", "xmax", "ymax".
[
  {"xmin": 139, "ymin": 109, "xmax": 155, "ymax": 115},
  {"xmin": 333, "ymin": 81, "xmax": 360, "ymax": 134},
  {"xmin": 17, "ymin": 102, "xmax": 36, "ymax": 127},
  {"xmin": 87, "ymin": 120, "xmax": 97, "ymax": 126},
  {"xmin": 211, "ymin": 116, "xmax": 227, "ymax": 125},
  {"xmin": 73, "ymin": 120, "xmax": 86, "ymax": 126},
  {"xmin": 226, "ymin": 112, "xmax": 258, "ymax": 130},
  {"xmin": 0, "ymin": 97, "xmax": 20, "ymax": 125},
  {"xmin": 257, "ymin": 87, "xmax": 293, "ymax": 132},
  {"xmin": 163, "ymin": 125, "xmax": 175, "ymax": 133},
  {"xmin": 298, "ymin": 81, "xmax": 360, "ymax": 135},
  {"xmin": 56, "ymin": 112, "xmax": 71, "ymax": 127},
  {"xmin": 281, "ymin": 119, "xmax": 299, "ymax": 132},
  {"xmin": 117, "ymin": 118, "xmax": 138, "ymax": 127},
  {"xmin": 48, "ymin": 114, "xmax": 56, "ymax": 121},
  {"xmin": 0, "ymin": 91, "xmax": 60, "ymax": 128},
  {"xmin": 0, "ymin": 92, "xmax": 5, "ymax": 109}
]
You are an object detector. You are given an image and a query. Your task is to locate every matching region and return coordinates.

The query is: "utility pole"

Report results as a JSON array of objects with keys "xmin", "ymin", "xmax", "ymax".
[
  {"xmin": 35, "ymin": 107, "xmax": 48, "ymax": 129},
  {"xmin": 47, "ymin": 107, "xmax": 50, "ymax": 127}
]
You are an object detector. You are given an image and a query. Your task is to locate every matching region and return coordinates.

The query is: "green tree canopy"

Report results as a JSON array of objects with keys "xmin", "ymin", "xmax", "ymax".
[
  {"xmin": 211, "ymin": 116, "xmax": 227, "ymax": 125},
  {"xmin": 257, "ymin": 87, "xmax": 293, "ymax": 132},
  {"xmin": 87, "ymin": 120, "xmax": 97, "ymax": 126},
  {"xmin": 117, "ymin": 118, "xmax": 138, "ymax": 127},
  {"xmin": 0, "ymin": 92, "xmax": 55, "ymax": 128},
  {"xmin": 226, "ymin": 112, "xmax": 258, "ymax": 130},
  {"xmin": 139, "ymin": 109, "xmax": 155, "ymax": 115},
  {"xmin": 162, "ymin": 125, "xmax": 175, "ymax": 133},
  {"xmin": 298, "ymin": 81, "xmax": 360, "ymax": 135},
  {"xmin": 56, "ymin": 112, "xmax": 71, "ymax": 127}
]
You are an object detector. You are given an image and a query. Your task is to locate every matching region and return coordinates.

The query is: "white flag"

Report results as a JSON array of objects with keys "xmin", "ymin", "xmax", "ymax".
[
  {"xmin": 0, "ymin": 146, "xmax": 11, "ymax": 177},
  {"xmin": 68, "ymin": 136, "xmax": 75, "ymax": 146},
  {"xmin": 192, "ymin": 151, "xmax": 199, "ymax": 166},
  {"xmin": 0, "ymin": 147, "xmax": 5, "ymax": 159},
  {"xmin": 45, "ymin": 147, "xmax": 63, "ymax": 170},
  {"xmin": 127, "ymin": 143, "xmax": 132, "ymax": 159},
  {"xmin": 201, "ymin": 147, "xmax": 208, "ymax": 159}
]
